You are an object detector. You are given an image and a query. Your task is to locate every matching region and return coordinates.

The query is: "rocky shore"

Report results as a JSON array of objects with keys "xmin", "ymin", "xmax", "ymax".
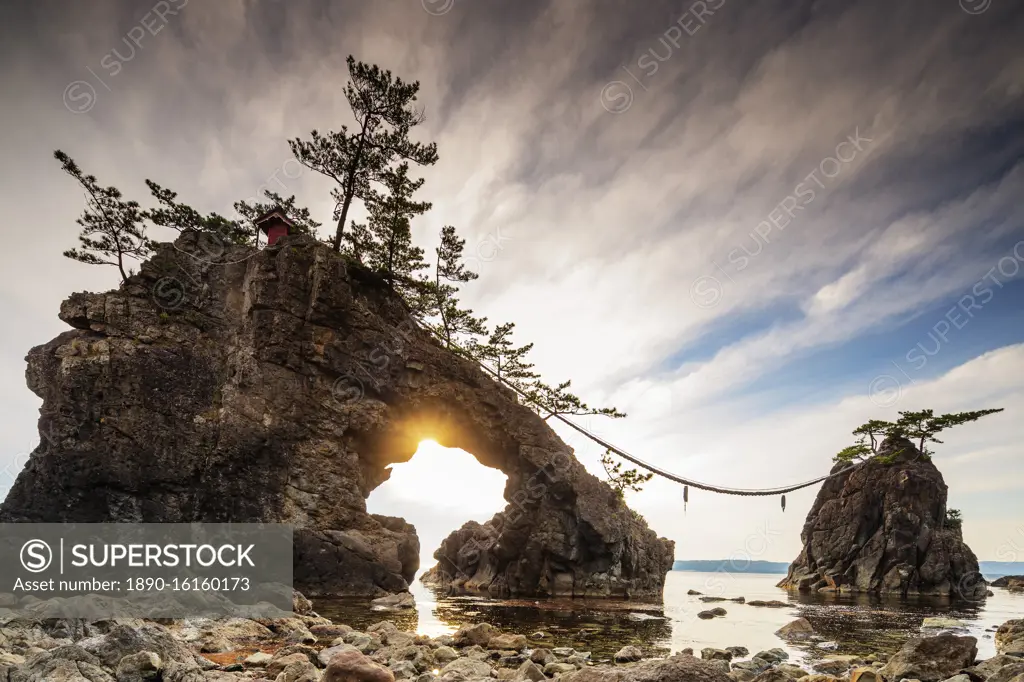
[{"xmin": 1, "ymin": 591, "xmax": 1022, "ymax": 682}]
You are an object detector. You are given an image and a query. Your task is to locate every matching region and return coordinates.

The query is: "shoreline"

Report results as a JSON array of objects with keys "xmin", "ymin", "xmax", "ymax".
[{"xmin": 2, "ymin": 590, "xmax": 1021, "ymax": 681}]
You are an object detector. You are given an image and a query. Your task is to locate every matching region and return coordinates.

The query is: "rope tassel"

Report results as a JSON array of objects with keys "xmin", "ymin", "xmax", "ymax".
[
  {"xmin": 684, "ymin": 485, "xmax": 689, "ymax": 512},
  {"xmin": 781, "ymin": 494, "xmax": 786, "ymax": 512}
]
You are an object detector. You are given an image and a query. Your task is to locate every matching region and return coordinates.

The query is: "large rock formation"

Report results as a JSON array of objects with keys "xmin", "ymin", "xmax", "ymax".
[
  {"xmin": 778, "ymin": 436, "xmax": 984, "ymax": 598},
  {"xmin": 0, "ymin": 233, "xmax": 673, "ymax": 598}
]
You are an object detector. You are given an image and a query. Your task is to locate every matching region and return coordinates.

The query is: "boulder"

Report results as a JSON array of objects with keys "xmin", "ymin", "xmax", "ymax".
[
  {"xmin": 323, "ymin": 649, "xmax": 395, "ymax": 682},
  {"xmin": 778, "ymin": 437, "xmax": 985, "ymax": 598},
  {"xmin": 371, "ymin": 592, "xmax": 416, "ymax": 611},
  {"xmin": 0, "ymin": 234, "xmax": 673, "ymax": 599},
  {"xmin": 453, "ymin": 623, "xmax": 495, "ymax": 648},
  {"xmin": 990, "ymin": 576, "xmax": 1024, "ymax": 589},
  {"xmin": 997, "ymin": 620, "xmax": 1024, "ymax": 656},
  {"xmin": 879, "ymin": 633, "xmax": 978, "ymax": 682},
  {"xmin": 702, "ymin": 648, "xmax": 732, "ymax": 661},
  {"xmin": 775, "ymin": 618, "xmax": 815, "ymax": 640},
  {"xmin": 613, "ymin": 646, "xmax": 642, "ymax": 663},
  {"xmin": 488, "ymin": 634, "xmax": 529, "ymax": 651},
  {"xmin": 698, "ymin": 608, "xmax": 727, "ymax": 619}
]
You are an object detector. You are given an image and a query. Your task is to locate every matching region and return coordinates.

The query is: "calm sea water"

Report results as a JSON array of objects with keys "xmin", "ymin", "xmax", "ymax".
[{"xmin": 315, "ymin": 571, "xmax": 1024, "ymax": 665}]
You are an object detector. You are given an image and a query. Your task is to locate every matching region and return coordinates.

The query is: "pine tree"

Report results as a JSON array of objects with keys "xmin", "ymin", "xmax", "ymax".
[
  {"xmin": 145, "ymin": 180, "xmax": 250, "ymax": 245},
  {"xmin": 233, "ymin": 191, "xmax": 321, "ymax": 245},
  {"xmin": 833, "ymin": 408, "xmax": 1003, "ymax": 464},
  {"xmin": 342, "ymin": 221, "xmax": 374, "ymax": 264},
  {"xmin": 601, "ymin": 450, "xmax": 654, "ymax": 498},
  {"xmin": 473, "ymin": 322, "xmax": 539, "ymax": 386},
  {"xmin": 528, "ymin": 380, "xmax": 626, "ymax": 421},
  {"xmin": 364, "ymin": 163, "xmax": 430, "ymax": 294},
  {"xmin": 288, "ymin": 56, "xmax": 439, "ymax": 252},
  {"xmin": 55, "ymin": 150, "xmax": 151, "ymax": 284},
  {"xmin": 425, "ymin": 226, "xmax": 488, "ymax": 349}
]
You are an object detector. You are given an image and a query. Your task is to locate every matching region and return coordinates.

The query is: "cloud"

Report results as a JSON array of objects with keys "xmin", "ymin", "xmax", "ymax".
[{"xmin": 0, "ymin": 0, "xmax": 1022, "ymax": 560}]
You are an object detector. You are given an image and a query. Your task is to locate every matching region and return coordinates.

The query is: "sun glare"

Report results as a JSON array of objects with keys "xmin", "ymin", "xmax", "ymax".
[{"xmin": 366, "ymin": 439, "xmax": 508, "ymax": 569}]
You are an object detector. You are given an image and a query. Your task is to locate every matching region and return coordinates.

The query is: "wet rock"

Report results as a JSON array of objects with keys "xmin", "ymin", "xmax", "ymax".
[
  {"xmin": 726, "ymin": 647, "xmax": 749, "ymax": 658},
  {"xmin": 990, "ymin": 576, "xmax": 1024, "ymax": 589},
  {"xmin": 687, "ymin": 590, "xmax": 703, "ymax": 596},
  {"xmin": 777, "ymin": 663, "xmax": 809, "ymax": 678},
  {"xmin": 732, "ymin": 659, "xmax": 771, "ymax": 675},
  {"xmin": 746, "ymin": 601, "xmax": 788, "ymax": 608},
  {"xmin": 453, "ymin": 623, "xmax": 496, "ymax": 648},
  {"xmin": 371, "ymin": 592, "xmax": 416, "ymax": 611},
  {"xmin": 698, "ymin": 608, "xmax": 727, "ymax": 619},
  {"xmin": 879, "ymin": 633, "xmax": 978, "ymax": 682},
  {"xmin": 812, "ymin": 658, "xmax": 853, "ymax": 676},
  {"xmin": 433, "ymin": 646, "xmax": 459, "ymax": 665},
  {"xmin": 923, "ymin": 617, "xmax": 968, "ymax": 631},
  {"xmin": 753, "ymin": 649, "xmax": 788, "ymax": 664},
  {"xmin": 702, "ymin": 648, "xmax": 733, "ymax": 661},
  {"xmin": 613, "ymin": 646, "xmax": 642, "ymax": 663},
  {"xmin": 778, "ymin": 437, "xmax": 986, "ymax": 598},
  {"xmin": 776, "ymin": 618, "xmax": 815, "ymax": 640},
  {"xmin": 996, "ymin": 620, "xmax": 1024, "ymax": 656}
]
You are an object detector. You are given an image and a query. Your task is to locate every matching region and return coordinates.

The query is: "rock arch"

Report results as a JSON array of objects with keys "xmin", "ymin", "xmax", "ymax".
[{"xmin": 0, "ymin": 234, "xmax": 674, "ymax": 599}]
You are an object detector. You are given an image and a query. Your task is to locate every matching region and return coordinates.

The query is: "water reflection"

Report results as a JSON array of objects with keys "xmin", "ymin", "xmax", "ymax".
[{"xmin": 313, "ymin": 572, "xmax": 1023, "ymax": 665}]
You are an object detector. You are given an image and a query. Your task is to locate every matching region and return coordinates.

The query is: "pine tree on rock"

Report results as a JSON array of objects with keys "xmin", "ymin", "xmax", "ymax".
[
  {"xmin": 527, "ymin": 379, "xmax": 626, "ymax": 421},
  {"xmin": 288, "ymin": 56, "xmax": 439, "ymax": 252},
  {"xmin": 55, "ymin": 150, "xmax": 151, "ymax": 284},
  {"xmin": 342, "ymin": 221, "xmax": 374, "ymax": 264},
  {"xmin": 364, "ymin": 162, "xmax": 430, "ymax": 297},
  {"xmin": 425, "ymin": 225, "xmax": 488, "ymax": 350},
  {"xmin": 474, "ymin": 322, "xmax": 539, "ymax": 388},
  {"xmin": 145, "ymin": 180, "xmax": 250, "ymax": 245}
]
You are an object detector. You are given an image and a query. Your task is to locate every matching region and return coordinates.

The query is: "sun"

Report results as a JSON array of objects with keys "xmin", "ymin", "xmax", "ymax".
[{"xmin": 418, "ymin": 439, "xmax": 440, "ymax": 449}]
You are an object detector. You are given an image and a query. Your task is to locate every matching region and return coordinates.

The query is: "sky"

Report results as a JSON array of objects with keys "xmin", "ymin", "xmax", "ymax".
[{"xmin": 0, "ymin": 0, "xmax": 1022, "ymax": 570}]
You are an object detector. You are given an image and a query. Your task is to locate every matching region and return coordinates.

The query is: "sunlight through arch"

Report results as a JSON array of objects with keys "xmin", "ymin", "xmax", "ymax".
[{"xmin": 365, "ymin": 439, "xmax": 508, "ymax": 575}]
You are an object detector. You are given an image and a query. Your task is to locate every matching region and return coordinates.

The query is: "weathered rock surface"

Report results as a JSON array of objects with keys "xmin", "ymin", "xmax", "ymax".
[
  {"xmin": 996, "ymin": 620, "xmax": 1024, "ymax": 657},
  {"xmin": 878, "ymin": 633, "xmax": 978, "ymax": 682},
  {"xmin": 992, "ymin": 576, "xmax": 1024, "ymax": 590},
  {"xmin": 561, "ymin": 652, "xmax": 731, "ymax": 681},
  {"xmin": 0, "ymin": 234, "xmax": 673, "ymax": 599},
  {"xmin": 778, "ymin": 437, "xmax": 985, "ymax": 598}
]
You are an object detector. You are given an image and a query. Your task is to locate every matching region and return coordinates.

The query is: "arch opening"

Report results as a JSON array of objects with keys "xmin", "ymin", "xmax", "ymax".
[{"xmin": 366, "ymin": 439, "xmax": 509, "ymax": 576}]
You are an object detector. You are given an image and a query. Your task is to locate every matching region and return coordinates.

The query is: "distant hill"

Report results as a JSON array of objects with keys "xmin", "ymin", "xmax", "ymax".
[
  {"xmin": 672, "ymin": 560, "xmax": 1024, "ymax": 578},
  {"xmin": 673, "ymin": 560, "xmax": 789, "ymax": 574},
  {"xmin": 980, "ymin": 562, "xmax": 1024, "ymax": 579}
]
